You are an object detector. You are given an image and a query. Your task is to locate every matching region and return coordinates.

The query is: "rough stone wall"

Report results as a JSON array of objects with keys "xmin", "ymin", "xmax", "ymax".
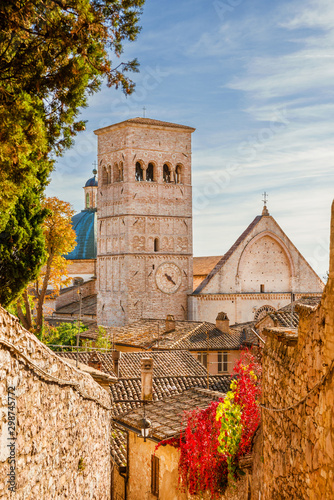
[
  {"xmin": 56, "ymin": 278, "xmax": 97, "ymax": 309},
  {"xmin": 95, "ymin": 121, "xmax": 194, "ymax": 326},
  {"xmin": 0, "ymin": 307, "xmax": 111, "ymax": 499},
  {"xmin": 259, "ymin": 201, "xmax": 334, "ymax": 500},
  {"xmin": 66, "ymin": 259, "xmax": 97, "ymax": 283}
]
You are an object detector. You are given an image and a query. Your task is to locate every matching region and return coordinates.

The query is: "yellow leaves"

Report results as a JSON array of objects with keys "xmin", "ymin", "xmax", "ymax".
[{"xmin": 42, "ymin": 196, "xmax": 76, "ymax": 257}]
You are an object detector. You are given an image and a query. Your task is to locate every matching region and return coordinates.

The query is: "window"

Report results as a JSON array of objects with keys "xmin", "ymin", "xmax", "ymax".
[
  {"xmin": 135, "ymin": 162, "xmax": 144, "ymax": 181},
  {"xmin": 197, "ymin": 352, "xmax": 207, "ymax": 369},
  {"xmin": 218, "ymin": 352, "xmax": 228, "ymax": 373},
  {"xmin": 163, "ymin": 164, "xmax": 171, "ymax": 183},
  {"xmin": 260, "ymin": 284, "xmax": 265, "ymax": 293},
  {"xmin": 113, "ymin": 163, "xmax": 119, "ymax": 182},
  {"xmin": 119, "ymin": 162, "xmax": 124, "ymax": 182},
  {"xmin": 146, "ymin": 163, "xmax": 154, "ymax": 182},
  {"xmin": 86, "ymin": 193, "xmax": 90, "ymax": 208},
  {"xmin": 175, "ymin": 165, "xmax": 182, "ymax": 183},
  {"xmin": 102, "ymin": 166, "xmax": 108, "ymax": 185},
  {"xmin": 151, "ymin": 455, "xmax": 159, "ymax": 496},
  {"xmin": 107, "ymin": 165, "xmax": 111, "ymax": 184},
  {"xmin": 154, "ymin": 238, "xmax": 159, "ymax": 252}
]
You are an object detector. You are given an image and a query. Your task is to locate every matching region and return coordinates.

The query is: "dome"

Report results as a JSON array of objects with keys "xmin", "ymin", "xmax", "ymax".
[
  {"xmin": 85, "ymin": 175, "xmax": 98, "ymax": 187},
  {"xmin": 65, "ymin": 209, "xmax": 97, "ymax": 260}
]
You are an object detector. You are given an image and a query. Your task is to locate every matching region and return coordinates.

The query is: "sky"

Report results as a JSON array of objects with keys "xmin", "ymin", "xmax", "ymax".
[{"xmin": 46, "ymin": 0, "xmax": 334, "ymax": 280}]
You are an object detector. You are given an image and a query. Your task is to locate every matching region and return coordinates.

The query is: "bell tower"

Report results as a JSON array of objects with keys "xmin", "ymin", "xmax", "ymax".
[{"xmin": 94, "ymin": 117, "xmax": 195, "ymax": 326}]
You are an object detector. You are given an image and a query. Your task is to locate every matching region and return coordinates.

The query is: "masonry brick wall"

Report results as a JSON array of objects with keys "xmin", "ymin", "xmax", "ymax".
[
  {"xmin": 0, "ymin": 307, "xmax": 111, "ymax": 499},
  {"xmin": 94, "ymin": 120, "xmax": 195, "ymax": 326},
  {"xmin": 256, "ymin": 205, "xmax": 334, "ymax": 499}
]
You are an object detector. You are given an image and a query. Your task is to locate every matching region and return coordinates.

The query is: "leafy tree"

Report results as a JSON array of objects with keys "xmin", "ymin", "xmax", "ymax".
[
  {"xmin": 0, "ymin": 0, "xmax": 144, "ymax": 298},
  {"xmin": 16, "ymin": 196, "xmax": 76, "ymax": 332},
  {"xmin": 81, "ymin": 326, "xmax": 112, "ymax": 351},
  {"xmin": 39, "ymin": 322, "xmax": 88, "ymax": 351},
  {"xmin": 0, "ymin": 174, "xmax": 48, "ymax": 307}
]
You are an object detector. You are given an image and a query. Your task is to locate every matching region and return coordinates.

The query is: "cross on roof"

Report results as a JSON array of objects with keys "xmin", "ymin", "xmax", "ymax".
[{"xmin": 262, "ymin": 191, "xmax": 268, "ymax": 206}]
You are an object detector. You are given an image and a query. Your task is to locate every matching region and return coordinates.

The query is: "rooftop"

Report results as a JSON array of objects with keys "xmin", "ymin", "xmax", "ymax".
[
  {"xmin": 114, "ymin": 388, "xmax": 225, "ymax": 442},
  {"xmin": 65, "ymin": 209, "xmax": 97, "ymax": 260},
  {"xmin": 94, "ymin": 117, "xmax": 195, "ymax": 135},
  {"xmin": 84, "ymin": 318, "xmax": 258, "ymax": 351}
]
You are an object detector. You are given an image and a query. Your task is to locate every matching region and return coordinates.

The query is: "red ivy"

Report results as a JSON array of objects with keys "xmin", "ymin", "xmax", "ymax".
[{"xmin": 156, "ymin": 349, "xmax": 262, "ymax": 499}]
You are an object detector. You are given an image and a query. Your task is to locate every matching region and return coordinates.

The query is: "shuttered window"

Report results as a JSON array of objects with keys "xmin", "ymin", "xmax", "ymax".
[
  {"xmin": 151, "ymin": 455, "xmax": 159, "ymax": 496},
  {"xmin": 218, "ymin": 352, "xmax": 228, "ymax": 373}
]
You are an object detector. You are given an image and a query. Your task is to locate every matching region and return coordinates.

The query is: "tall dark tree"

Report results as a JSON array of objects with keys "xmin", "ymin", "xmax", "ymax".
[{"xmin": 0, "ymin": 0, "xmax": 144, "ymax": 305}]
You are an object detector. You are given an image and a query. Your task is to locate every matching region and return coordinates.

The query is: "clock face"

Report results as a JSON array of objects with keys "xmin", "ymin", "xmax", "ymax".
[{"xmin": 155, "ymin": 262, "xmax": 182, "ymax": 294}]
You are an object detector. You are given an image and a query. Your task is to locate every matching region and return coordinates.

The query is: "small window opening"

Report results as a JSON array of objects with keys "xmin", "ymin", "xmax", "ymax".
[
  {"xmin": 113, "ymin": 163, "xmax": 119, "ymax": 183},
  {"xmin": 154, "ymin": 238, "xmax": 159, "ymax": 252},
  {"xmin": 102, "ymin": 166, "xmax": 108, "ymax": 185},
  {"xmin": 107, "ymin": 165, "xmax": 112, "ymax": 184},
  {"xmin": 260, "ymin": 284, "xmax": 265, "ymax": 293},
  {"xmin": 146, "ymin": 163, "xmax": 154, "ymax": 182},
  {"xmin": 135, "ymin": 162, "xmax": 144, "ymax": 181},
  {"xmin": 119, "ymin": 162, "xmax": 124, "ymax": 182},
  {"xmin": 86, "ymin": 192, "xmax": 90, "ymax": 208},
  {"xmin": 151, "ymin": 455, "xmax": 159, "ymax": 496},
  {"xmin": 197, "ymin": 352, "xmax": 207, "ymax": 369},
  {"xmin": 175, "ymin": 165, "xmax": 182, "ymax": 183},
  {"xmin": 218, "ymin": 352, "xmax": 228, "ymax": 373},
  {"xmin": 163, "ymin": 164, "xmax": 171, "ymax": 183}
]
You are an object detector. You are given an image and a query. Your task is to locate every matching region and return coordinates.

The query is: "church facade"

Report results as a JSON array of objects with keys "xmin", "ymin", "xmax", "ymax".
[{"xmin": 189, "ymin": 206, "xmax": 324, "ymax": 324}]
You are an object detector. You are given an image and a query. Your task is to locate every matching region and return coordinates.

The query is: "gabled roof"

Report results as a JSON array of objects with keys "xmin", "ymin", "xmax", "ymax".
[
  {"xmin": 114, "ymin": 388, "xmax": 225, "ymax": 442},
  {"xmin": 193, "ymin": 216, "xmax": 262, "ymax": 294},
  {"xmin": 57, "ymin": 351, "xmax": 116, "ymax": 377},
  {"xmin": 54, "ymin": 294, "xmax": 97, "ymax": 317},
  {"xmin": 94, "ymin": 318, "xmax": 258, "ymax": 351},
  {"xmin": 94, "ymin": 117, "xmax": 195, "ymax": 134},
  {"xmin": 193, "ymin": 256, "xmax": 223, "ymax": 277},
  {"xmin": 256, "ymin": 296, "xmax": 322, "ymax": 330},
  {"xmin": 117, "ymin": 350, "xmax": 207, "ymax": 378}
]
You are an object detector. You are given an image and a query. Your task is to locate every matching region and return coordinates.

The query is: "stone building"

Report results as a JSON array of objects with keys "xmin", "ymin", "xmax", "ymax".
[
  {"xmin": 94, "ymin": 117, "xmax": 195, "ymax": 327},
  {"xmin": 189, "ymin": 205, "xmax": 324, "ymax": 324},
  {"xmin": 63, "ymin": 117, "xmax": 323, "ymax": 330}
]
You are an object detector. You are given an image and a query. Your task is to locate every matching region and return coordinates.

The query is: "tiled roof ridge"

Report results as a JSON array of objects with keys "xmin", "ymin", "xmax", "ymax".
[
  {"xmin": 164, "ymin": 321, "xmax": 208, "ymax": 349},
  {"xmin": 193, "ymin": 215, "xmax": 263, "ymax": 294},
  {"xmin": 94, "ymin": 117, "xmax": 196, "ymax": 133}
]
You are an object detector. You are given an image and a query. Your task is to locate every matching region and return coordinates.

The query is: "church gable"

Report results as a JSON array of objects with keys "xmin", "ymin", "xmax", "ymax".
[{"xmin": 193, "ymin": 212, "xmax": 324, "ymax": 295}]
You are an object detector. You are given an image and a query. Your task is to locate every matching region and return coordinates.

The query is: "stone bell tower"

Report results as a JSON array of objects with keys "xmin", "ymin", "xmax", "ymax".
[{"xmin": 94, "ymin": 117, "xmax": 195, "ymax": 326}]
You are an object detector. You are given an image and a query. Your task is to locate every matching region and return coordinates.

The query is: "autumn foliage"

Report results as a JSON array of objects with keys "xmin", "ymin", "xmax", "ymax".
[{"xmin": 157, "ymin": 350, "xmax": 261, "ymax": 499}]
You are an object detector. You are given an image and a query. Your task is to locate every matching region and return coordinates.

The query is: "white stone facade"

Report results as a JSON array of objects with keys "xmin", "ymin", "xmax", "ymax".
[
  {"xmin": 94, "ymin": 118, "xmax": 195, "ymax": 326},
  {"xmin": 189, "ymin": 211, "xmax": 324, "ymax": 324}
]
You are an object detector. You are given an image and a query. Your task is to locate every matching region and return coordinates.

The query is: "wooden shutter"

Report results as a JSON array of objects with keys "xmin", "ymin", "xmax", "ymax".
[{"xmin": 151, "ymin": 455, "xmax": 159, "ymax": 496}]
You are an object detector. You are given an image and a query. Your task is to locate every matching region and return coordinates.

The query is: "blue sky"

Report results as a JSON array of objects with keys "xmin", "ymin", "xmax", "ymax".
[{"xmin": 46, "ymin": 0, "xmax": 334, "ymax": 280}]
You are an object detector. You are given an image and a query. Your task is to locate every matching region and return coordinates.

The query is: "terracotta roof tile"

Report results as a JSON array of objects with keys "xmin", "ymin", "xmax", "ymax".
[
  {"xmin": 193, "ymin": 256, "xmax": 223, "ymax": 277},
  {"xmin": 57, "ymin": 351, "xmax": 117, "ymax": 377},
  {"xmin": 94, "ymin": 117, "xmax": 195, "ymax": 134},
  {"xmin": 114, "ymin": 388, "xmax": 225, "ymax": 441}
]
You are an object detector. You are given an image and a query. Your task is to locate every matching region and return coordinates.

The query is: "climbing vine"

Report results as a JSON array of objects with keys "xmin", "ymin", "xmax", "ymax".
[{"xmin": 156, "ymin": 349, "xmax": 261, "ymax": 499}]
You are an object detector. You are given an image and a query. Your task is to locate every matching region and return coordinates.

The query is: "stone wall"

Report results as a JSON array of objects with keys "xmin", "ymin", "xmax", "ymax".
[
  {"xmin": 258, "ymin": 202, "xmax": 334, "ymax": 499},
  {"xmin": 0, "ymin": 306, "xmax": 111, "ymax": 499}
]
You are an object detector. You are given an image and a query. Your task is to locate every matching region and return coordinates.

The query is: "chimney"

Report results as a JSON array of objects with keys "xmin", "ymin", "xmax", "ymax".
[
  {"xmin": 112, "ymin": 350, "xmax": 120, "ymax": 377},
  {"xmin": 141, "ymin": 358, "xmax": 153, "ymax": 402},
  {"xmin": 165, "ymin": 314, "xmax": 175, "ymax": 333},
  {"xmin": 216, "ymin": 312, "xmax": 230, "ymax": 333}
]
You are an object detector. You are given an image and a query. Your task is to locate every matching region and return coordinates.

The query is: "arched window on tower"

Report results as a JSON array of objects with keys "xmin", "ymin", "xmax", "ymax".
[
  {"xmin": 107, "ymin": 165, "xmax": 112, "ymax": 184},
  {"xmin": 146, "ymin": 163, "xmax": 154, "ymax": 182},
  {"xmin": 135, "ymin": 162, "xmax": 144, "ymax": 181},
  {"xmin": 113, "ymin": 163, "xmax": 119, "ymax": 182},
  {"xmin": 102, "ymin": 166, "xmax": 108, "ymax": 185},
  {"xmin": 154, "ymin": 238, "xmax": 159, "ymax": 252},
  {"xmin": 86, "ymin": 193, "xmax": 90, "ymax": 208},
  {"xmin": 163, "ymin": 164, "xmax": 171, "ymax": 183},
  {"xmin": 175, "ymin": 165, "xmax": 182, "ymax": 184},
  {"xmin": 119, "ymin": 162, "xmax": 124, "ymax": 182}
]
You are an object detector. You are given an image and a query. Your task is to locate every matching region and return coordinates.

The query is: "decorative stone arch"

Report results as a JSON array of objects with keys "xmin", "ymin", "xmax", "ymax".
[
  {"xmin": 135, "ymin": 160, "xmax": 144, "ymax": 181},
  {"xmin": 146, "ymin": 162, "xmax": 155, "ymax": 182},
  {"xmin": 119, "ymin": 161, "xmax": 124, "ymax": 182},
  {"xmin": 236, "ymin": 231, "xmax": 295, "ymax": 293},
  {"xmin": 163, "ymin": 163, "xmax": 172, "ymax": 183},
  {"xmin": 254, "ymin": 304, "xmax": 276, "ymax": 321},
  {"xmin": 175, "ymin": 164, "xmax": 183, "ymax": 183},
  {"xmin": 107, "ymin": 164, "xmax": 112, "ymax": 184},
  {"xmin": 102, "ymin": 165, "xmax": 108, "ymax": 185}
]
